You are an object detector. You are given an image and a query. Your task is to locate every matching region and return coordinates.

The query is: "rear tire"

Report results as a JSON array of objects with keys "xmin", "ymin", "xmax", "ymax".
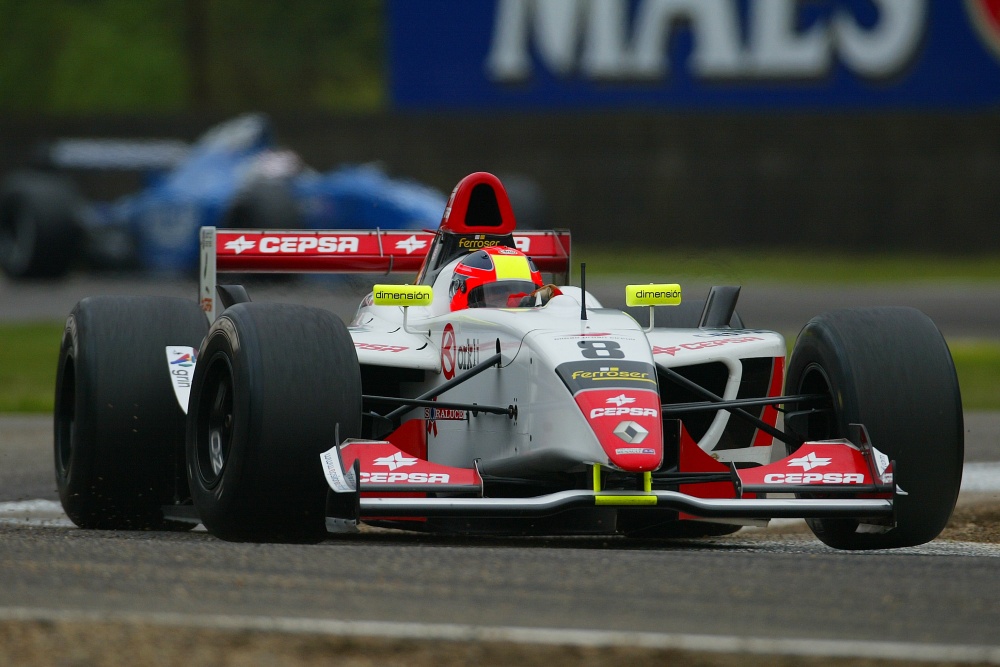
[
  {"xmin": 785, "ymin": 307, "xmax": 963, "ymax": 550},
  {"xmin": 186, "ymin": 302, "xmax": 362, "ymax": 543},
  {"xmin": 55, "ymin": 296, "xmax": 208, "ymax": 529},
  {"xmin": 0, "ymin": 170, "xmax": 82, "ymax": 278}
]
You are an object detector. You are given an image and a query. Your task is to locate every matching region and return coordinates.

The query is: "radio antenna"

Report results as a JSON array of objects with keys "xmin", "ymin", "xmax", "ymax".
[{"xmin": 580, "ymin": 262, "xmax": 587, "ymax": 321}]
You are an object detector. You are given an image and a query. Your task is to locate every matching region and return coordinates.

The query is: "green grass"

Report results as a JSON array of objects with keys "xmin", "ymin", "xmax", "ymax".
[
  {"xmin": 950, "ymin": 342, "xmax": 1000, "ymax": 411},
  {"xmin": 2, "ymin": 320, "xmax": 998, "ymax": 413},
  {"xmin": 575, "ymin": 246, "xmax": 1000, "ymax": 284},
  {"xmin": 0, "ymin": 322, "xmax": 62, "ymax": 413}
]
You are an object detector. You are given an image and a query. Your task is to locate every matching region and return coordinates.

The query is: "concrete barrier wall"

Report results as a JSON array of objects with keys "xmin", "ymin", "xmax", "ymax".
[{"xmin": 3, "ymin": 113, "xmax": 998, "ymax": 251}]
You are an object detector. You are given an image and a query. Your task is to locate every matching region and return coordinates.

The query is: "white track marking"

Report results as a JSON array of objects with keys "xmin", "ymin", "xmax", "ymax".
[
  {"xmin": 960, "ymin": 462, "xmax": 1000, "ymax": 493},
  {"xmin": 0, "ymin": 500, "xmax": 72, "ymax": 527}
]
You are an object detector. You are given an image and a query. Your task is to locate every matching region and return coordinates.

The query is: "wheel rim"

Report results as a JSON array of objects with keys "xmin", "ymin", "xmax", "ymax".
[
  {"xmin": 790, "ymin": 361, "xmax": 837, "ymax": 445},
  {"xmin": 196, "ymin": 354, "xmax": 235, "ymax": 488},
  {"xmin": 54, "ymin": 354, "xmax": 76, "ymax": 477}
]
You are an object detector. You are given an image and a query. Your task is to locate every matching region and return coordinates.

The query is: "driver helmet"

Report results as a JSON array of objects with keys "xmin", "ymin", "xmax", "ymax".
[{"xmin": 449, "ymin": 246, "xmax": 543, "ymax": 311}]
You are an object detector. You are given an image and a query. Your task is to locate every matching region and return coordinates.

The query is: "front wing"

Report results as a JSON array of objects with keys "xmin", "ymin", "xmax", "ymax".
[{"xmin": 319, "ymin": 436, "xmax": 898, "ymax": 532}]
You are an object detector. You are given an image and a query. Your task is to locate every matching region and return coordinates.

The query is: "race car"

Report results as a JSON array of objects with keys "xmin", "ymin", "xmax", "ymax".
[
  {"xmin": 0, "ymin": 114, "xmax": 446, "ymax": 278},
  {"xmin": 52, "ymin": 171, "xmax": 964, "ymax": 550}
]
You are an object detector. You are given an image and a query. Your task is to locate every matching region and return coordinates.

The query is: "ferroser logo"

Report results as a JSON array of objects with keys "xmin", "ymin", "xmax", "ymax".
[{"xmin": 967, "ymin": 0, "xmax": 1000, "ymax": 60}]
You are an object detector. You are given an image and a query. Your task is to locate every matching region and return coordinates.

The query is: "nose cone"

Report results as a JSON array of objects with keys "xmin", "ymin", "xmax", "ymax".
[{"xmin": 575, "ymin": 389, "xmax": 663, "ymax": 472}]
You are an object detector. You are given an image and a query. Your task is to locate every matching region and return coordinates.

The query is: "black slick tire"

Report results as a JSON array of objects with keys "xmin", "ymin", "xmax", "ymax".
[
  {"xmin": 186, "ymin": 302, "xmax": 362, "ymax": 543},
  {"xmin": 55, "ymin": 296, "xmax": 208, "ymax": 529},
  {"xmin": 0, "ymin": 170, "xmax": 82, "ymax": 279},
  {"xmin": 785, "ymin": 307, "xmax": 963, "ymax": 550}
]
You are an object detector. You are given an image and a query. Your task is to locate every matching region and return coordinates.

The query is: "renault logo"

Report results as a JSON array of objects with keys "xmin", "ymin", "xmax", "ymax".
[{"xmin": 613, "ymin": 421, "xmax": 648, "ymax": 444}]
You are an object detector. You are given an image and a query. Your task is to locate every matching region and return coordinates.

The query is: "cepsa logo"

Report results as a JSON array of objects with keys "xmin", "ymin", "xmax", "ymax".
[
  {"xmin": 590, "ymin": 406, "xmax": 658, "ymax": 419},
  {"xmin": 223, "ymin": 234, "xmax": 359, "ymax": 254},
  {"xmin": 763, "ymin": 472, "xmax": 865, "ymax": 484},
  {"xmin": 355, "ymin": 342, "xmax": 408, "ymax": 353},
  {"xmin": 653, "ymin": 336, "xmax": 763, "ymax": 356},
  {"xmin": 361, "ymin": 471, "xmax": 451, "ymax": 484},
  {"xmin": 487, "ymin": 0, "xmax": 929, "ymax": 83}
]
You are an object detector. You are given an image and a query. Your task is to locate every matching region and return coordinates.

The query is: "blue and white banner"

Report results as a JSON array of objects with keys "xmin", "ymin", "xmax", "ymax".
[{"xmin": 387, "ymin": 0, "xmax": 1000, "ymax": 109}]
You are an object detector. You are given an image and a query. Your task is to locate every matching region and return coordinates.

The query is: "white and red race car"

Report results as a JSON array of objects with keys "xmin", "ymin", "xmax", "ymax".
[{"xmin": 54, "ymin": 172, "xmax": 963, "ymax": 550}]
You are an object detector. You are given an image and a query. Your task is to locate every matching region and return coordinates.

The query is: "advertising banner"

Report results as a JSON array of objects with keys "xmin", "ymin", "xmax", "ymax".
[{"xmin": 387, "ymin": 0, "xmax": 1000, "ymax": 109}]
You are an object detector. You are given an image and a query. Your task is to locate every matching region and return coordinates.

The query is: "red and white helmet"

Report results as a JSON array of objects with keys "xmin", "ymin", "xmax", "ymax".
[{"xmin": 448, "ymin": 246, "xmax": 543, "ymax": 311}]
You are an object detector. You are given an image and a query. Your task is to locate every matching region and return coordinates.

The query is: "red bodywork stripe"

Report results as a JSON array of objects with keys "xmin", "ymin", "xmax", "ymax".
[
  {"xmin": 752, "ymin": 356, "xmax": 785, "ymax": 448},
  {"xmin": 677, "ymin": 424, "xmax": 755, "ymax": 520},
  {"xmin": 386, "ymin": 419, "xmax": 428, "ymax": 460}
]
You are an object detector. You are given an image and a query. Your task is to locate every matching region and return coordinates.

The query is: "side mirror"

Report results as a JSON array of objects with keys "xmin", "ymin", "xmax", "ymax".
[
  {"xmin": 372, "ymin": 284, "xmax": 433, "ymax": 307},
  {"xmin": 373, "ymin": 284, "xmax": 433, "ymax": 334},
  {"xmin": 626, "ymin": 284, "xmax": 682, "ymax": 332}
]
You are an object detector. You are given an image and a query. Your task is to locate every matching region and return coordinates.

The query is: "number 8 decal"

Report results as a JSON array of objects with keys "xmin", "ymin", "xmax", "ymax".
[{"xmin": 578, "ymin": 340, "xmax": 625, "ymax": 359}]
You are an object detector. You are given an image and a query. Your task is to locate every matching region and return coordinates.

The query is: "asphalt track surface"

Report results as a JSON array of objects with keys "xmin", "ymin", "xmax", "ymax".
[
  {"xmin": 2, "ymin": 412, "xmax": 1000, "ymax": 666},
  {"xmin": 2, "ymin": 274, "xmax": 1000, "ymax": 665}
]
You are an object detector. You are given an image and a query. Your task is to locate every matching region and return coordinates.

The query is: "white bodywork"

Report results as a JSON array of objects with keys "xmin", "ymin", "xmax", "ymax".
[{"xmin": 349, "ymin": 284, "xmax": 785, "ymax": 473}]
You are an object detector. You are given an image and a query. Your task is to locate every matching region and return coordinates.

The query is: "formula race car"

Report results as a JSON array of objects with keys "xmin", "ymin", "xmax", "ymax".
[
  {"xmin": 0, "ymin": 114, "xmax": 446, "ymax": 278},
  {"xmin": 53, "ymin": 172, "xmax": 964, "ymax": 550}
]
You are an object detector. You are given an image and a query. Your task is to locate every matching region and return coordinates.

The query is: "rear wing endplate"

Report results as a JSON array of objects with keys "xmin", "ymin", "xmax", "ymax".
[{"xmin": 198, "ymin": 227, "xmax": 571, "ymax": 322}]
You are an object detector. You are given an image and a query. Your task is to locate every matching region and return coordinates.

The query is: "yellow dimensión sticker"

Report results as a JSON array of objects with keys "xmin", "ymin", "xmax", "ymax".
[
  {"xmin": 373, "ymin": 284, "xmax": 433, "ymax": 307},
  {"xmin": 626, "ymin": 284, "xmax": 682, "ymax": 307}
]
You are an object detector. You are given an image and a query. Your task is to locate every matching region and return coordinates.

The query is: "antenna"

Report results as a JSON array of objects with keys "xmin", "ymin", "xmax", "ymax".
[{"xmin": 580, "ymin": 262, "xmax": 587, "ymax": 321}]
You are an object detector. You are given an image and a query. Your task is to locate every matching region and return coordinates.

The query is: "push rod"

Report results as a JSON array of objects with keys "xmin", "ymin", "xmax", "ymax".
[
  {"xmin": 381, "ymin": 352, "xmax": 503, "ymax": 422},
  {"xmin": 364, "ymin": 394, "xmax": 513, "ymax": 417},
  {"xmin": 660, "ymin": 367, "xmax": 799, "ymax": 446},
  {"xmin": 662, "ymin": 393, "xmax": 826, "ymax": 415}
]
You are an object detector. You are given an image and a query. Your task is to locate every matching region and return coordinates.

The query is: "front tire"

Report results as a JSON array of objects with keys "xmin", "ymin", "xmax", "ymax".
[
  {"xmin": 785, "ymin": 307, "xmax": 963, "ymax": 550},
  {"xmin": 186, "ymin": 302, "xmax": 362, "ymax": 543},
  {"xmin": 55, "ymin": 296, "xmax": 208, "ymax": 529}
]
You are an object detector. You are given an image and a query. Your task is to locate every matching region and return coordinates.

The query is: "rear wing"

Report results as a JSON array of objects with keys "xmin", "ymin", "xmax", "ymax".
[{"xmin": 198, "ymin": 227, "xmax": 572, "ymax": 321}]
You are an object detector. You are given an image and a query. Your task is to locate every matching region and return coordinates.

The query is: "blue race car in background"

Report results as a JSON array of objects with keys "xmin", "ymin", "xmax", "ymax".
[{"xmin": 0, "ymin": 114, "xmax": 447, "ymax": 278}]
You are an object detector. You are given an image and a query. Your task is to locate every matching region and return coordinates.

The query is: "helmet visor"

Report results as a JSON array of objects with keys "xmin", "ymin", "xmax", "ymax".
[{"xmin": 467, "ymin": 280, "xmax": 538, "ymax": 308}]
